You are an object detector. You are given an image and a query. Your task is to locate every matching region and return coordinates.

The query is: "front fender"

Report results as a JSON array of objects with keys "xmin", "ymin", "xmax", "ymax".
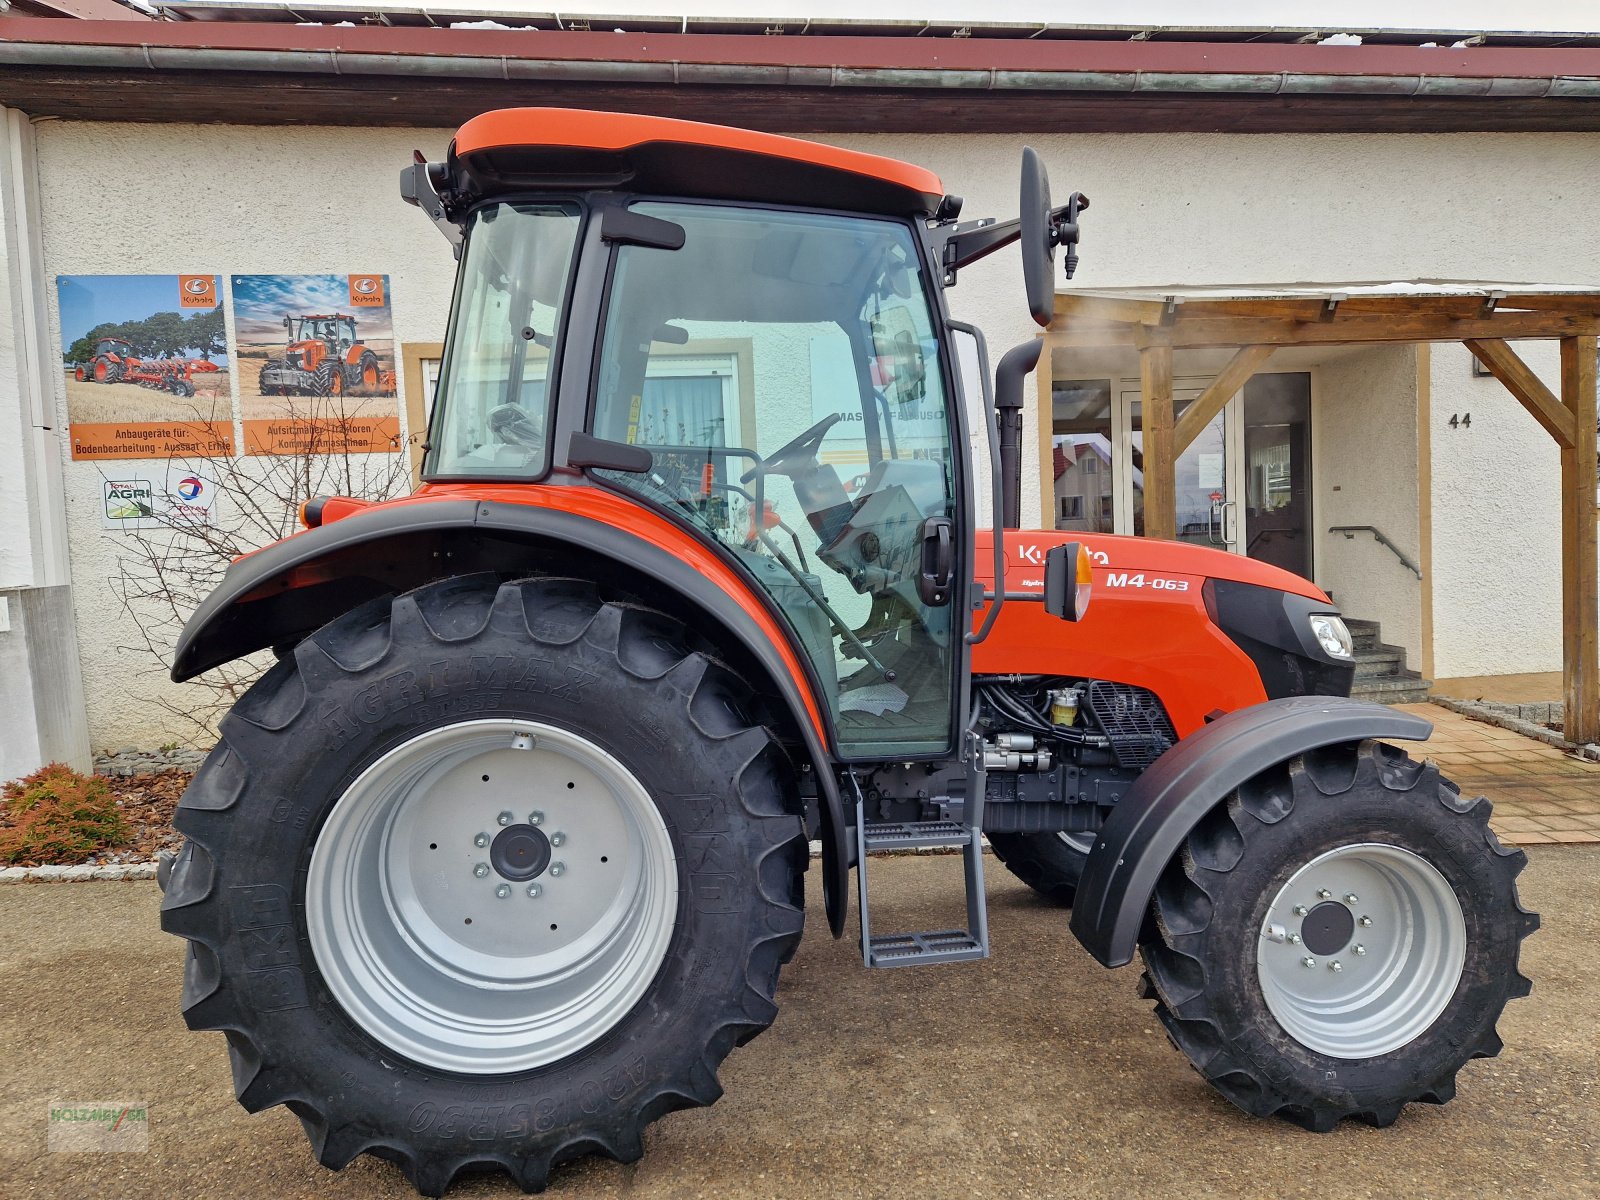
[
  {"xmin": 172, "ymin": 494, "xmax": 854, "ymax": 937},
  {"xmin": 1068, "ymin": 696, "xmax": 1434, "ymax": 968}
]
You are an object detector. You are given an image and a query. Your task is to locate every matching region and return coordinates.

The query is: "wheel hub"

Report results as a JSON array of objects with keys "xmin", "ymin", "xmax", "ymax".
[
  {"xmin": 1299, "ymin": 900, "xmax": 1355, "ymax": 956},
  {"xmin": 490, "ymin": 823, "xmax": 551, "ymax": 881}
]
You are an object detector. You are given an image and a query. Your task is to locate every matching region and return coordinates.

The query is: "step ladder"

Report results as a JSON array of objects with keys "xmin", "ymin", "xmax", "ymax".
[{"xmin": 854, "ymin": 805, "xmax": 990, "ymax": 969}]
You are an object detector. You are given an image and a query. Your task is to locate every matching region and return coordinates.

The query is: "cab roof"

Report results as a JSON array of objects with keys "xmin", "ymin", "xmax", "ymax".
[{"xmin": 451, "ymin": 108, "xmax": 947, "ymax": 218}]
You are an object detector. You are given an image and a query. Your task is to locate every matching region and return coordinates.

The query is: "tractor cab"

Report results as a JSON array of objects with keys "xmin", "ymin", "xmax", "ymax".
[
  {"xmin": 409, "ymin": 110, "xmax": 1087, "ymax": 760},
  {"xmin": 285, "ymin": 313, "xmax": 357, "ymax": 366},
  {"xmin": 94, "ymin": 336, "xmax": 133, "ymax": 358}
]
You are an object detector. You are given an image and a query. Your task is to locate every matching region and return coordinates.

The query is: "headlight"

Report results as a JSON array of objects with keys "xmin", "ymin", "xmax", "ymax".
[{"xmin": 1308, "ymin": 614, "xmax": 1353, "ymax": 660}]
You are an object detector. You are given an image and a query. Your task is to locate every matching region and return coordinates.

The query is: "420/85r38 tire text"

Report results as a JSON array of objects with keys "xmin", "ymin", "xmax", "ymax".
[{"xmin": 161, "ymin": 574, "xmax": 807, "ymax": 1195}]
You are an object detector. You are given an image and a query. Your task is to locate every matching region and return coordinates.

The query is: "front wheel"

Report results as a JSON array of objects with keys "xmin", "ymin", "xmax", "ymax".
[
  {"xmin": 161, "ymin": 576, "xmax": 807, "ymax": 1194},
  {"xmin": 1139, "ymin": 740, "xmax": 1537, "ymax": 1130}
]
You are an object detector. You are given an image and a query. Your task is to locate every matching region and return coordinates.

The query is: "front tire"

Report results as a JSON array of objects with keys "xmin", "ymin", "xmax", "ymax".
[
  {"xmin": 161, "ymin": 576, "xmax": 807, "ymax": 1194},
  {"xmin": 1139, "ymin": 740, "xmax": 1537, "ymax": 1130}
]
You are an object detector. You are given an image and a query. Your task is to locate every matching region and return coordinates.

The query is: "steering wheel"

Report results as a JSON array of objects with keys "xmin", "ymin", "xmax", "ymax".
[{"xmin": 740, "ymin": 412, "xmax": 842, "ymax": 484}]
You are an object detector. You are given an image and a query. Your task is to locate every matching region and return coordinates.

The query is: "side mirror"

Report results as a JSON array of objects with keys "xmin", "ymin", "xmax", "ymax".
[
  {"xmin": 1044, "ymin": 542, "xmax": 1094, "ymax": 622},
  {"xmin": 1020, "ymin": 147, "xmax": 1055, "ymax": 328}
]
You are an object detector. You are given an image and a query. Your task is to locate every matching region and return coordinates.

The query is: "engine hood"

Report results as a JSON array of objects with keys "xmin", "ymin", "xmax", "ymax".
[{"xmin": 980, "ymin": 530, "xmax": 1330, "ymax": 605}]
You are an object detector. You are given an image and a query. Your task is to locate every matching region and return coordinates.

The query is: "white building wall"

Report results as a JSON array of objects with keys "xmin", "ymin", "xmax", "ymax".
[
  {"xmin": 1427, "ymin": 340, "xmax": 1566, "ymax": 680},
  {"xmin": 1312, "ymin": 347, "xmax": 1422, "ymax": 665},
  {"xmin": 24, "ymin": 120, "xmax": 1600, "ymax": 746}
]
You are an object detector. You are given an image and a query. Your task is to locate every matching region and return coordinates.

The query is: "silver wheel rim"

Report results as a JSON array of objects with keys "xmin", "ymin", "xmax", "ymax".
[
  {"xmin": 306, "ymin": 719, "xmax": 678, "ymax": 1074},
  {"xmin": 1256, "ymin": 843, "xmax": 1465, "ymax": 1059},
  {"xmin": 1056, "ymin": 830, "xmax": 1095, "ymax": 857}
]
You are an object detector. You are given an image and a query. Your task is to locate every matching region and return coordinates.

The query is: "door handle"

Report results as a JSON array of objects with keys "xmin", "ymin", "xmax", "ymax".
[
  {"xmin": 918, "ymin": 516, "xmax": 954, "ymax": 606},
  {"xmin": 1222, "ymin": 500, "xmax": 1239, "ymax": 547}
]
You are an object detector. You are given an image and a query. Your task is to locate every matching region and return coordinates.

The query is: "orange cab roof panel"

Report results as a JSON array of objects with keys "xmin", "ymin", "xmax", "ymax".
[{"xmin": 452, "ymin": 108, "xmax": 947, "ymax": 217}]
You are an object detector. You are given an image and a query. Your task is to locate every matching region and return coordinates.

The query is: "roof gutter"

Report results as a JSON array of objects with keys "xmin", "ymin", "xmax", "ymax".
[{"xmin": 2, "ymin": 40, "xmax": 1597, "ymax": 98}]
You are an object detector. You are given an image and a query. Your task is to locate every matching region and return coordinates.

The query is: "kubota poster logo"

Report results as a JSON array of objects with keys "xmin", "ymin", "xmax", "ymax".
[
  {"xmin": 177, "ymin": 275, "xmax": 218, "ymax": 309},
  {"xmin": 347, "ymin": 274, "xmax": 386, "ymax": 307}
]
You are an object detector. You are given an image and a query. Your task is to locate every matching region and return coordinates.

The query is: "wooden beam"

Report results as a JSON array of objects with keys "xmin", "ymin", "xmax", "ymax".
[
  {"xmin": 1140, "ymin": 340, "xmax": 1176, "ymax": 541},
  {"xmin": 1463, "ymin": 338, "xmax": 1577, "ymax": 448},
  {"xmin": 1053, "ymin": 293, "xmax": 1167, "ymax": 326},
  {"xmin": 1172, "ymin": 344, "xmax": 1276, "ymax": 455},
  {"xmin": 1560, "ymin": 336, "xmax": 1599, "ymax": 745},
  {"xmin": 1048, "ymin": 310, "xmax": 1600, "ymax": 350}
]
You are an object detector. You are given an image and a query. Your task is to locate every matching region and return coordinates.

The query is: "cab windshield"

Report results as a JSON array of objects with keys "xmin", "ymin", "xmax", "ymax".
[
  {"xmin": 591, "ymin": 202, "xmax": 959, "ymax": 758},
  {"xmin": 425, "ymin": 203, "xmax": 582, "ymax": 477}
]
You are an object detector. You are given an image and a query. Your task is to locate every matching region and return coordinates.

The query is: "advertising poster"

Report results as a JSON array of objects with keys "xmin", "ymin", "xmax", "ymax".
[
  {"xmin": 232, "ymin": 273, "xmax": 401, "ymax": 455},
  {"xmin": 57, "ymin": 274, "xmax": 234, "ymax": 460}
]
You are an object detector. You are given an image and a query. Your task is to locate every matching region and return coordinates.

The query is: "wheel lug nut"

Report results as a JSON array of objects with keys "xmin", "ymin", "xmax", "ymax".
[
  {"xmin": 1287, "ymin": 933, "xmax": 1302, "ymax": 945},
  {"xmin": 473, "ymin": 832, "xmax": 490, "ymax": 848},
  {"xmin": 495, "ymin": 883, "xmax": 511, "ymax": 899},
  {"xmin": 1344, "ymin": 893, "xmax": 1359, "ymax": 905},
  {"xmin": 1317, "ymin": 889, "xmax": 1332, "ymax": 900},
  {"xmin": 550, "ymin": 831, "xmax": 566, "ymax": 848},
  {"xmin": 1359, "ymin": 915, "xmax": 1373, "ymax": 928},
  {"xmin": 473, "ymin": 863, "xmax": 490, "ymax": 878},
  {"xmin": 1302, "ymin": 957, "xmax": 1316, "ymax": 968},
  {"xmin": 1353, "ymin": 944, "xmax": 1367, "ymax": 956},
  {"xmin": 497, "ymin": 811, "xmax": 514, "ymax": 826},
  {"xmin": 1330, "ymin": 960, "xmax": 1343, "ymax": 972},
  {"xmin": 526, "ymin": 883, "xmax": 542, "ymax": 898},
  {"xmin": 528, "ymin": 811, "xmax": 544, "ymax": 826},
  {"xmin": 1292, "ymin": 905, "xmax": 1308, "ymax": 917},
  {"xmin": 549, "ymin": 862, "xmax": 566, "ymax": 877}
]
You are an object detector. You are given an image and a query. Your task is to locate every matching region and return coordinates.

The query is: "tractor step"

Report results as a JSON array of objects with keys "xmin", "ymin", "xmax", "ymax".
[
  {"xmin": 862, "ymin": 820, "xmax": 972, "ymax": 851},
  {"xmin": 855, "ymin": 804, "xmax": 989, "ymax": 969},
  {"xmin": 867, "ymin": 929, "xmax": 986, "ymax": 966}
]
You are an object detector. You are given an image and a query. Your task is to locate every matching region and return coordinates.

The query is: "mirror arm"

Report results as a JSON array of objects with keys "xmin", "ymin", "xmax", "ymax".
[{"xmin": 942, "ymin": 198, "xmax": 1089, "ymax": 284}]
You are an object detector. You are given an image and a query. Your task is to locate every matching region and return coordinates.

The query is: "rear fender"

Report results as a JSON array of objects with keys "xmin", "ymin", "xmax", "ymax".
[
  {"xmin": 173, "ymin": 495, "xmax": 853, "ymax": 936},
  {"xmin": 1067, "ymin": 696, "xmax": 1434, "ymax": 968}
]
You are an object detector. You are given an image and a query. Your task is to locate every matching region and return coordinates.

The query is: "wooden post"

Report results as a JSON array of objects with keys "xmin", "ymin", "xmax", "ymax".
[
  {"xmin": 1561, "ymin": 336, "xmax": 1599, "ymax": 745},
  {"xmin": 1140, "ymin": 339, "xmax": 1176, "ymax": 540}
]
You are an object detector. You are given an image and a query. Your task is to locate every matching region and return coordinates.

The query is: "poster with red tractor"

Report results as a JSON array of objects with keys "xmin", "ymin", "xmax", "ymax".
[
  {"xmin": 57, "ymin": 273, "xmax": 234, "ymax": 460},
  {"xmin": 233, "ymin": 273, "xmax": 401, "ymax": 455}
]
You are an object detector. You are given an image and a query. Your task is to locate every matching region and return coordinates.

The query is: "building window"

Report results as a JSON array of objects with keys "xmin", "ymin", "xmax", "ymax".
[{"xmin": 1060, "ymin": 496, "xmax": 1083, "ymax": 521}]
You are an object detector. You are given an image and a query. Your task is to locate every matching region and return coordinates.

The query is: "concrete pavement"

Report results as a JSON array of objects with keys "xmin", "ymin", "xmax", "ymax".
[{"xmin": 2, "ymin": 849, "xmax": 1595, "ymax": 1200}]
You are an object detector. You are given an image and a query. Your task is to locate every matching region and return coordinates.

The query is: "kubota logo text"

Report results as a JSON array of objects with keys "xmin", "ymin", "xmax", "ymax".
[{"xmin": 348, "ymin": 275, "xmax": 386, "ymax": 306}]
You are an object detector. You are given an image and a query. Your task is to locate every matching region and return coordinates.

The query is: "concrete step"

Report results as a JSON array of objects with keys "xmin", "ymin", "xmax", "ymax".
[
  {"xmin": 1345, "ymin": 619, "xmax": 1382, "ymax": 653},
  {"xmin": 1350, "ymin": 671, "xmax": 1433, "ymax": 705},
  {"xmin": 1352, "ymin": 646, "xmax": 1406, "ymax": 679}
]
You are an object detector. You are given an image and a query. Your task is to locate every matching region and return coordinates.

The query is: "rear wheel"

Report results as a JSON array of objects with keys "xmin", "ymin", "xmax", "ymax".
[
  {"xmin": 162, "ymin": 576, "xmax": 807, "ymax": 1195},
  {"xmin": 1138, "ymin": 741, "xmax": 1537, "ymax": 1130},
  {"xmin": 988, "ymin": 829, "xmax": 1092, "ymax": 906}
]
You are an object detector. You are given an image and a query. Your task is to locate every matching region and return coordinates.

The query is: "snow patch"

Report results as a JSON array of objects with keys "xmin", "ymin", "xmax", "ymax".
[{"xmin": 1318, "ymin": 33, "xmax": 1363, "ymax": 46}]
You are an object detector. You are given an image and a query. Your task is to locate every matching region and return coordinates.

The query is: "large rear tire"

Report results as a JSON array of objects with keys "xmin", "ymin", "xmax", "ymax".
[
  {"xmin": 1138, "ymin": 740, "xmax": 1537, "ymax": 1130},
  {"xmin": 162, "ymin": 575, "xmax": 807, "ymax": 1195}
]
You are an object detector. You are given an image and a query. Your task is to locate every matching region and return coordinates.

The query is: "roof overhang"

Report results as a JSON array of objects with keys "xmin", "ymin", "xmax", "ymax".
[{"xmin": 1, "ymin": 20, "xmax": 1598, "ymax": 130}]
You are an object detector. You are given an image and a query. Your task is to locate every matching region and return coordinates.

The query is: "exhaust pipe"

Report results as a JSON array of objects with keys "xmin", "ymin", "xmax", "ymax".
[{"xmin": 993, "ymin": 340, "xmax": 1042, "ymax": 530}]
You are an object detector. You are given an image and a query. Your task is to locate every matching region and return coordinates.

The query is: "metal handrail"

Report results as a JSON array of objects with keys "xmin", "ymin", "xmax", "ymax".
[{"xmin": 1328, "ymin": 525, "xmax": 1423, "ymax": 580}]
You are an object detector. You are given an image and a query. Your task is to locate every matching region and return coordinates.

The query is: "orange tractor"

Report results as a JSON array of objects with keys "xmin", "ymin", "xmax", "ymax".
[
  {"xmin": 258, "ymin": 312, "xmax": 385, "ymax": 398},
  {"xmin": 74, "ymin": 335, "xmax": 218, "ymax": 397},
  {"xmin": 161, "ymin": 109, "xmax": 1534, "ymax": 1195}
]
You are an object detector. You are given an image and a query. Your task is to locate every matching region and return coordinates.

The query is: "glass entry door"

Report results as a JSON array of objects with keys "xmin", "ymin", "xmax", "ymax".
[
  {"xmin": 1118, "ymin": 384, "xmax": 1233, "ymax": 546},
  {"xmin": 1053, "ymin": 372, "xmax": 1313, "ymax": 580}
]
